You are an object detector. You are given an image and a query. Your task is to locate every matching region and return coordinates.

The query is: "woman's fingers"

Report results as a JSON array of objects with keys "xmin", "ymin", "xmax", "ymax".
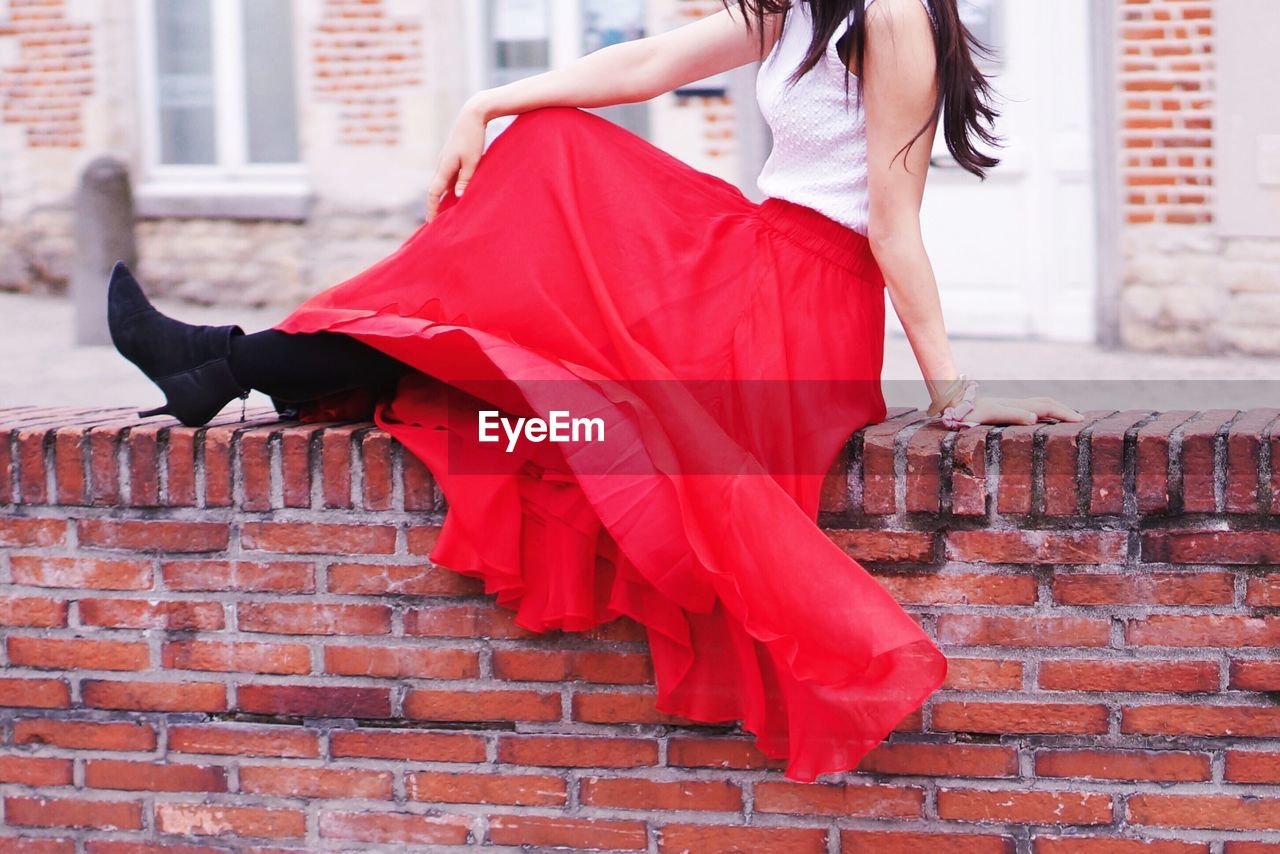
[
  {"xmin": 1025, "ymin": 396, "xmax": 1084, "ymax": 422},
  {"xmin": 454, "ymin": 154, "xmax": 479, "ymax": 198},
  {"xmin": 972, "ymin": 398, "xmax": 1037, "ymax": 426},
  {"xmin": 425, "ymin": 156, "xmax": 459, "ymax": 222}
]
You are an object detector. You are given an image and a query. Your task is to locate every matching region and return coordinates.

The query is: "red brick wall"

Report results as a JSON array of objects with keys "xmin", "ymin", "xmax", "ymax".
[
  {"xmin": 3, "ymin": 404, "xmax": 1280, "ymax": 850},
  {"xmin": 1119, "ymin": 0, "xmax": 1215, "ymax": 226},
  {"xmin": 311, "ymin": 0, "xmax": 425, "ymax": 146},
  {"xmin": 0, "ymin": 0, "xmax": 94, "ymax": 149}
]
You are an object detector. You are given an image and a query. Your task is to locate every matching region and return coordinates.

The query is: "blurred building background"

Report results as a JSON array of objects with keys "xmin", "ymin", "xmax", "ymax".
[{"xmin": 0, "ymin": 0, "xmax": 1276, "ymax": 355}]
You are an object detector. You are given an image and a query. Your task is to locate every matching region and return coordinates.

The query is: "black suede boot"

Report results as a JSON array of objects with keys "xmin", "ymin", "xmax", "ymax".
[{"xmin": 107, "ymin": 261, "xmax": 253, "ymax": 427}]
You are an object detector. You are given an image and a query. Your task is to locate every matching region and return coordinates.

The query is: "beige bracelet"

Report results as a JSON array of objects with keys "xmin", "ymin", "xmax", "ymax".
[{"xmin": 927, "ymin": 374, "xmax": 968, "ymax": 417}]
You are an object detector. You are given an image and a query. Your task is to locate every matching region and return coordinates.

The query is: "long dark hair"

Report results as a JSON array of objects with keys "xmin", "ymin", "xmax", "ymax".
[{"xmin": 727, "ymin": 0, "xmax": 1001, "ymax": 179}]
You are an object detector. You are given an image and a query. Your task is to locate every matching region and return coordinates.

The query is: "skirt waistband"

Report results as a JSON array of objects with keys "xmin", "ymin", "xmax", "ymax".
[{"xmin": 754, "ymin": 197, "xmax": 881, "ymax": 280}]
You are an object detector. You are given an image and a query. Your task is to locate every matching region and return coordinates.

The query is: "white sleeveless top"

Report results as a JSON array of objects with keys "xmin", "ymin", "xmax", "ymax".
[{"xmin": 755, "ymin": 0, "xmax": 934, "ymax": 235}]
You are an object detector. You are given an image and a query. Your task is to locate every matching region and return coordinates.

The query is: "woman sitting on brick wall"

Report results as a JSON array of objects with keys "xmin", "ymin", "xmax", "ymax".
[{"xmin": 104, "ymin": 0, "xmax": 1081, "ymax": 782}]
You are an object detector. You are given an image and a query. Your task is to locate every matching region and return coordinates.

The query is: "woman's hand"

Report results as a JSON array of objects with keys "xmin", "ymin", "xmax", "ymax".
[
  {"xmin": 426, "ymin": 96, "xmax": 492, "ymax": 223},
  {"xmin": 966, "ymin": 395, "xmax": 1083, "ymax": 426}
]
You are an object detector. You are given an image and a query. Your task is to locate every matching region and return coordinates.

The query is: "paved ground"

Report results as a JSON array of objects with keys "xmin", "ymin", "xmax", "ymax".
[{"xmin": 2, "ymin": 289, "xmax": 1277, "ymax": 418}]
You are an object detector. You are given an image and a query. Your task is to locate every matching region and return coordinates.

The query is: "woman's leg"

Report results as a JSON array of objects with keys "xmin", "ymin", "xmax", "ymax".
[{"xmin": 227, "ymin": 330, "xmax": 413, "ymax": 404}]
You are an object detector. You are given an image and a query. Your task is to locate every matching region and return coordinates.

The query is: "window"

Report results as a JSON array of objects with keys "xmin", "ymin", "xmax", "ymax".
[
  {"xmin": 138, "ymin": 0, "xmax": 302, "ymax": 186},
  {"xmin": 479, "ymin": 0, "xmax": 649, "ymax": 140}
]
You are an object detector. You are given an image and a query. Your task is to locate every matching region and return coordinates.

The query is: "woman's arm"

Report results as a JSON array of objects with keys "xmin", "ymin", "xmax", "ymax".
[
  {"xmin": 860, "ymin": 0, "xmax": 1080, "ymax": 425},
  {"xmin": 427, "ymin": 7, "xmax": 782, "ymax": 220}
]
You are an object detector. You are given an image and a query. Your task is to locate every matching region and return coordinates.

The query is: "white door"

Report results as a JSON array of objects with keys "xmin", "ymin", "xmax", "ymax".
[{"xmin": 893, "ymin": 0, "xmax": 1097, "ymax": 342}]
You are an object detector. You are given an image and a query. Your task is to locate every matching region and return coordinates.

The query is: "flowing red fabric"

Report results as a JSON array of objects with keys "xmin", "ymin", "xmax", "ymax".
[{"xmin": 272, "ymin": 106, "xmax": 946, "ymax": 782}]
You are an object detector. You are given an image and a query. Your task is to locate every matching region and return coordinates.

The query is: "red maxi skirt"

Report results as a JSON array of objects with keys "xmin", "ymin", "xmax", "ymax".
[{"xmin": 272, "ymin": 106, "xmax": 946, "ymax": 782}]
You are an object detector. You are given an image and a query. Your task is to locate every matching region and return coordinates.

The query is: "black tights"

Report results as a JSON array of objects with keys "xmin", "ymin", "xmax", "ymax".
[{"xmin": 228, "ymin": 329, "xmax": 414, "ymax": 405}]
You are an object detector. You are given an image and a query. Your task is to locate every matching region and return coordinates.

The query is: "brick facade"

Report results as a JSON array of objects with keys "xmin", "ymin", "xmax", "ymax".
[
  {"xmin": 1119, "ymin": 0, "xmax": 1214, "ymax": 227},
  {"xmin": 0, "ymin": 0, "xmax": 94, "ymax": 150},
  {"xmin": 2, "ymin": 404, "xmax": 1280, "ymax": 848}
]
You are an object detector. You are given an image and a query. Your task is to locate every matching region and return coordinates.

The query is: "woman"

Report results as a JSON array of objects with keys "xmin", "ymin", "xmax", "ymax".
[{"xmin": 108, "ymin": 0, "xmax": 1082, "ymax": 782}]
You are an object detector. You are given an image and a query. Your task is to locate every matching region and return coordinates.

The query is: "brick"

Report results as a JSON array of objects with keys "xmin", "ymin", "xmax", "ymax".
[
  {"xmin": 0, "ymin": 755, "xmax": 73, "ymax": 787},
  {"xmin": 162, "ymin": 558, "xmax": 315, "ymax": 593},
  {"xmin": 240, "ymin": 765, "xmax": 394, "ymax": 800},
  {"xmin": 405, "ymin": 689, "xmax": 561, "ymax": 722},
  {"xmin": 0, "ymin": 596, "xmax": 69, "ymax": 628},
  {"xmin": 1128, "ymin": 794, "xmax": 1280, "ymax": 831},
  {"xmin": 844, "ymin": 830, "xmax": 1015, "ymax": 854},
  {"xmin": 1225, "ymin": 750, "xmax": 1280, "ymax": 784},
  {"xmin": 328, "ymin": 560, "xmax": 482, "ymax": 596},
  {"xmin": 1035, "ymin": 839, "xmax": 1207, "ymax": 854},
  {"xmin": 76, "ymin": 519, "xmax": 229, "ymax": 553},
  {"xmin": 1246, "ymin": 576, "xmax": 1280, "ymax": 607},
  {"xmin": 905, "ymin": 422, "xmax": 947, "ymax": 512},
  {"xmin": 82, "ymin": 679, "xmax": 225, "ymax": 713},
  {"xmin": 1127, "ymin": 615, "xmax": 1280, "ymax": 647},
  {"xmin": 3, "ymin": 795, "xmax": 143, "ymax": 831},
  {"xmin": 661, "ymin": 824, "xmax": 828, "ymax": 854},
  {"xmin": 938, "ymin": 788, "xmax": 1113, "ymax": 825},
  {"xmin": 1123, "ymin": 704, "xmax": 1280, "ymax": 737},
  {"xmin": 580, "ymin": 777, "xmax": 741, "ymax": 812},
  {"xmin": 933, "ymin": 702, "xmax": 1109, "ymax": 735},
  {"xmin": 153, "ymin": 802, "xmax": 305, "ymax": 838},
  {"xmin": 492, "ymin": 649, "xmax": 652, "ymax": 684},
  {"xmin": 754, "ymin": 781, "xmax": 924, "ymax": 818},
  {"xmin": 0, "ymin": 517, "xmax": 67, "ymax": 547},
  {"xmin": 163, "ymin": 426, "xmax": 198, "ymax": 506},
  {"xmin": 996, "ymin": 423, "xmax": 1037, "ymax": 514},
  {"xmin": 1135, "ymin": 411, "xmax": 1198, "ymax": 514},
  {"xmin": 406, "ymin": 770, "xmax": 566, "ymax": 806},
  {"xmin": 572, "ymin": 690, "xmax": 696, "ymax": 726},
  {"xmin": 1180, "ymin": 410, "xmax": 1237, "ymax": 513},
  {"xmin": 279, "ymin": 424, "xmax": 317, "ymax": 508},
  {"xmin": 52, "ymin": 427, "xmax": 86, "ymax": 505},
  {"xmin": 1230, "ymin": 660, "xmax": 1280, "ymax": 691},
  {"xmin": 665, "ymin": 736, "xmax": 787, "ymax": 771},
  {"xmin": 1052, "ymin": 570, "xmax": 1233, "ymax": 605},
  {"xmin": 1090, "ymin": 410, "xmax": 1154, "ymax": 514},
  {"xmin": 1038, "ymin": 659, "xmax": 1219, "ymax": 693},
  {"xmin": 938, "ymin": 615, "xmax": 1111, "ymax": 647},
  {"xmin": 16, "ymin": 427, "xmax": 50, "ymax": 504},
  {"xmin": 331, "ymin": 729, "xmax": 485, "ymax": 763},
  {"xmin": 87, "ymin": 425, "xmax": 126, "ymax": 505},
  {"xmin": 0, "ymin": 677, "xmax": 70, "ymax": 709},
  {"xmin": 858, "ymin": 742, "xmax": 1018, "ymax": 778},
  {"xmin": 406, "ymin": 523, "xmax": 442, "ymax": 555},
  {"xmin": 950, "ymin": 424, "xmax": 991, "ymax": 516},
  {"xmin": 874, "ymin": 572, "xmax": 1037, "ymax": 605},
  {"xmin": 323, "ymin": 644, "xmax": 478, "ymax": 679},
  {"xmin": 827, "ymin": 529, "xmax": 935, "ymax": 563},
  {"xmin": 359, "ymin": 429, "xmax": 395, "ymax": 510},
  {"xmin": 1042, "ymin": 418, "xmax": 1089, "ymax": 516},
  {"xmin": 84, "ymin": 759, "xmax": 226, "ymax": 793},
  {"xmin": 317, "ymin": 810, "xmax": 471, "ymax": 846},
  {"xmin": 499, "ymin": 735, "xmax": 657, "ymax": 769},
  {"xmin": 125, "ymin": 423, "xmax": 163, "ymax": 507},
  {"xmin": 9, "ymin": 555, "xmax": 152, "ymax": 590},
  {"xmin": 401, "ymin": 450, "xmax": 437, "ymax": 511},
  {"xmin": 8, "ymin": 636, "xmax": 149, "ymax": 671},
  {"xmin": 241, "ymin": 521, "xmax": 395, "ymax": 554},
  {"xmin": 487, "ymin": 815, "xmax": 647, "ymax": 850},
  {"xmin": 943, "ymin": 658, "xmax": 1023, "ymax": 691},
  {"xmin": 167, "ymin": 723, "xmax": 320, "ymax": 758},
  {"xmin": 239, "ymin": 427, "xmax": 274, "ymax": 512},
  {"xmin": 78, "ymin": 598, "xmax": 223, "ymax": 630},
  {"xmin": 946, "ymin": 530, "xmax": 1127, "ymax": 564},
  {"xmin": 236, "ymin": 684, "xmax": 390, "ymax": 718},
  {"xmin": 1035, "ymin": 749, "xmax": 1211, "ymax": 782},
  {"xmin": 237, "ymin": 601, "xmax": 391, "ymax": 635},
  {"xmin": 1142, "ymin": 530, "xmax": 1280, "ymax": 563},
  {"xmin": 162, "ymin": 639, "xmax": 310, "ymax": 675},
  {"xmin": 820, "ymin": 443, "xmax": 850, "ymax": 513},
  {"xmin": 1225, "ymin": 408, "xmax": 1280, "ymax": 513},
  {"xmin": 321, "ymin": 423, "xmax": 361, "ymax": 509},
  {"xmin": 403, "ymin": 604, "xmax": 537, "ymax": 640},
  {"xmin": 13, "ymin": 719, "xmax": 156, "ymax": 752}
]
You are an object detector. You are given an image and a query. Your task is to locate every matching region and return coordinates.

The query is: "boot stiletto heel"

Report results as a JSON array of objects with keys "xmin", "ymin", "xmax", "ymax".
[{"xmin": 107, "ymin": 261, "xmax": 253, "ymax": 428}]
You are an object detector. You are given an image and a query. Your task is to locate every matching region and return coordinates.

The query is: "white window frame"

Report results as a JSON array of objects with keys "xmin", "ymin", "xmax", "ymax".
[{"xmin": 134, "ymin": 0, "xmax": 307, "ymax": 201}]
